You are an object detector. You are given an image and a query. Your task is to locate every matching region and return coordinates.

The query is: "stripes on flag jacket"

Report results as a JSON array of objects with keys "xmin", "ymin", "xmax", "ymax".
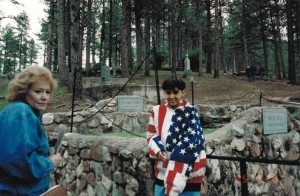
[{"xmin": 146, "ymin": 99, "xmax": 206, "ymax": 195}]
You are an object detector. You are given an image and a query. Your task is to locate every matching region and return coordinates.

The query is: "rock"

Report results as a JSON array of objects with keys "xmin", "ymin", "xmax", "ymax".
[
  {"xmin": 42, "ymin": 113, "xmax": 54, "ymax": 125},
  {"xmin": 232, "ymin": 125, "xmax": 244, "ymax": 137}
]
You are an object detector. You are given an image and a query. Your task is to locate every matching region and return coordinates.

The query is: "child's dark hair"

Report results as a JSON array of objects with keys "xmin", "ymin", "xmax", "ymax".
[{"xmin": 162, "ymin": 76, "xmax": 186, "ymax": 91}]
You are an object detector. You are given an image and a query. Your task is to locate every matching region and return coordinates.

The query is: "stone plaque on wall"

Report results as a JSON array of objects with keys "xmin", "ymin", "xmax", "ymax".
[
  {"xmin": 263, "ymin": 108, "xmax": 287, "ymax": 135},
  {"xmin": 117, "ymin": 96, "xmax": 143, "ymax": 112}
]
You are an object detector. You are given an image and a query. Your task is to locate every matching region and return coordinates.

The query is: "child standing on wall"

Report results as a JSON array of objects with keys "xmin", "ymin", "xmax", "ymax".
[{"xmin": 146, "ymin": 76, "xmax": 206, "ymax": 196}]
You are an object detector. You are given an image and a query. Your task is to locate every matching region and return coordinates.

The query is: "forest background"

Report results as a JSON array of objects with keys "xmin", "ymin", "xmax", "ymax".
[{"xmin": 0, "ymin": 0, "xmax": 300, "ymax": 100}]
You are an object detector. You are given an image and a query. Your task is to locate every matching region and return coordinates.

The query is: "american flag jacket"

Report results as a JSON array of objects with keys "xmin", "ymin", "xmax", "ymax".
[{"xmin": 147, "ymin": 99, "xmax": 206, "ymax": 195}]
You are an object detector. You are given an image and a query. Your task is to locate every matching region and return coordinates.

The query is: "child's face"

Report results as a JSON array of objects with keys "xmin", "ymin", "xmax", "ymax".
[{"xmin": 163, "ymin": 87, "xmax": 185, "ymax": 109}]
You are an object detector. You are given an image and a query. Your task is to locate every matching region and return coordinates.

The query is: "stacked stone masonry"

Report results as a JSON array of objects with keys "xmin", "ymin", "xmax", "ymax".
[{"xmin": 43, "ymin": 98, "xmax": 300, "ymax": 195}]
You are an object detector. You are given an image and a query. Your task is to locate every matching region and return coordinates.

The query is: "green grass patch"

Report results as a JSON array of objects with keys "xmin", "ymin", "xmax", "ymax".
[
  {"xmin": 91, "ymin": 131, "xmax": 147, "ymax": 138},
  {"xmin": 0, "ymin": 85, "xmax": 8, "ymax": 111},
  {"xmin": 204, "ymin": 128, "xmax": 217, "ymax": 134},
  {"xmin": 53, "ymin": 86, "xmax": 69, "ymax": 97},
  {"xmin": 88, "ymin": 127, "xmax": 216, "ymax": 138}
]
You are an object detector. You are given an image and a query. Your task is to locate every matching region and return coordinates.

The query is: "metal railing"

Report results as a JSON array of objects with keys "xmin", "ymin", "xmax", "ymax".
[{"xmin": 207, "ymin": 137, "xmax": 300, "ymax": 195}]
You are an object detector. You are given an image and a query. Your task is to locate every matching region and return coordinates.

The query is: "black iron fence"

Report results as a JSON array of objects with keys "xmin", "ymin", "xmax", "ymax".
[{"xmin": 207, "ymin": 137, "xmax": 300, "ymax": 196}]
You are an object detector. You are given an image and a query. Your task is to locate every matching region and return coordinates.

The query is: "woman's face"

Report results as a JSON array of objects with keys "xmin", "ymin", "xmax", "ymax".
[
  {"xmin": 25, "ymin": 80, "xmax": 51, "ymax": 112},
  {"xmin": 164, "ymin": 88, "xmax": 185, "ymax": 109}
]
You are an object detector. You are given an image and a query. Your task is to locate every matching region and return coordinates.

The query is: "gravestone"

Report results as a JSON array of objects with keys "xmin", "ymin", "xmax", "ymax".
[
  {"xmin": 183, "ymin": 54, "xmax": 192, "ymax": 79},
  {"xmin": 262, "ymin": 108, "xmax": 288, "ymax": 135},
  {"xmin": 117, "ymin": 96, "xmax": 143, "ymax": 112},
  {"xmin": 101, "ymin": 65, "xmax": 111, "ymax": 85}
]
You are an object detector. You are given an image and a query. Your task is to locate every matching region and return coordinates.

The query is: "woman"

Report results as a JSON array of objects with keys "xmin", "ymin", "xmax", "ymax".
[
  {"xmin": 0, "ymin": 66, "xmax": 62, "ymax": 195},
  {"xmin": 147, "ymin": 76, "xmax": 206, "ymax": 196}
]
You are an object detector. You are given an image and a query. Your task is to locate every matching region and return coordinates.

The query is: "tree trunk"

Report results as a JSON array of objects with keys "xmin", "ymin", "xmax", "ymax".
[
  {"xmin": 286, "ymin": 0, "xmax": 296, "ymax": 83},
  {"xmin": 170, "ymin": 0, "xmax": 177, "ymax": 75},
  {"xmin": 134, "ymin": 0, "xmax": 142, "ymax": 71},
  {"xmin": 206, "ymin": 0, "xmax": 212, "ymax": 74},
  {"xmin": 259, "ymin": 1, "xmax": 269, "ymax": 74},
  {"xmin": 70, "ymin": 0, "xmax": 82, "ymax": 98},
  {"xmin": 194, "ymin": 0, "xmax": 203, "ymax": 76},
  {"xmin": 277, "ymin": 24, "xmax": 286, "ymax": 79},
  {"xmin": 57, "ymin": 0, "xmax": 68, "ymax": 86},
  {"xmin": 85, "ymin": 0, "xmax": 93, "ymax": 76},
  {"xmin": 47, "ymin": 0, "xmax": 54, "ymax": 70},
  {"xmin": 144, "ymin": 6, "xmax": 151, "ymax": 77},
  {"xmin": 121, "ymin": 0, "xmax": 131, "ymax": 77},
  {"xmin": 242, "ymin": 0, "xmax": 249, "ymax": 69},
  {"xmin": 66, "ymin": 0, "xmax": 72, "ymax": 72},
  {"xmin": 109, "ymin": 0, "xmax": 112, "ymax": 67},
  {"xmin": 296, "ymin": 0, "xmax": 300, "ymax": 84},
  {"xmin": 214, "ymin": 0, "xmax": 220, "ymax": 78},
  {"xmin": 219, "ymin": 1, "xmax": 226, "ymax": 73},
  {"xmin": 99, "ymin": 0, "xmax": 106, "ymax": 66}
]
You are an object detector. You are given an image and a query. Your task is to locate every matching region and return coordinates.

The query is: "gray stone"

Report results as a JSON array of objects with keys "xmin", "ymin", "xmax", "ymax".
[
  {"xmin": 102, "ymin": 174, "xmax": 113, "ymax": 192},
  {"xmin": 230, "ymin": 105, "xmax": 238, "ymax": 112},
  {"xmin": 42, "ymin": 113, "xmax": 54, "ymax": 125},
  {"xmin": 87, "ymin": 118, "xmax": 100, "ymax": 128},
  {"xmin": 232, "ymin": 125, "xmax": 245, "ymax": 137},
  {"xmin": 102, "ymin": 146, "xmax": 112, "ymax": 162},
  {"xmin": 112, "ymin": 183, "xmax": 123, "ymax": 196},
  {"xmin": 113, "ymin": 171, "xmax": 124, "ymax": 184},
  {"xmin": 230, "ymin": 138, "xmax": 246, "ymax": 151},
  {"xmin": 94, "ymin": 182, "xmax": 108, "ymax": 196}
]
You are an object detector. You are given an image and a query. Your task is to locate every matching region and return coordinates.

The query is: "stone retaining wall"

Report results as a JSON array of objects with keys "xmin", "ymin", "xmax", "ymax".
[
  {"xmin": 54, "ymin": 134, "xmax": 152, "ymax": 196},
  {"xmin": 45, "ymin": 102, "xmax": 300, "ymax": 195}
]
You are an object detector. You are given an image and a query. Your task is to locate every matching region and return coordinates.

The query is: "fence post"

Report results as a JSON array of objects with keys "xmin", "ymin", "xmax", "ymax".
[{"xmin": 240, "ymin": 160, "xmax": 248, "ymax": 196}]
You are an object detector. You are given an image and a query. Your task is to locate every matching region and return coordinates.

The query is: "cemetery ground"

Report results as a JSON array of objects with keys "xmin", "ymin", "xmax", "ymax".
[
  {"xmin": 1, "ymin": 71, "xmax": 299, "ymax": 113},
  {"xmin": 45, "ymin": 71, "xmax": 300, "ymax": 113}
]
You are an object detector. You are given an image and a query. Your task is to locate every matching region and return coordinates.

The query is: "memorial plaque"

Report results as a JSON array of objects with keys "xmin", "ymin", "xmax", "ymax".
[
  {"xmin": 117, "ymin": 96, "xmax": 143, "ymax": 112},
  {"xmin": 263, "ymin": 108, "xmax": 287, "ymax": 135}
]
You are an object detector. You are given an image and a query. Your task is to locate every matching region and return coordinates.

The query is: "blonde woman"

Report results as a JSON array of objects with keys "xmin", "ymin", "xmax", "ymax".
[{"xmin": 0, "ymin": 66, "xmax": 62, "ymax": 195}]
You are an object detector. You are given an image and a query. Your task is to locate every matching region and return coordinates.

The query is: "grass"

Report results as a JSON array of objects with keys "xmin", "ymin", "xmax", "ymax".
[
  {"xmin": 0, "ymin": 85, "xmax": 8, "ymax": 111},
  {"xmin": 92, "ymin": 131, "xmax": 147, "ymax": 138},
  {"xmin": 52, "ymin": 86, "xmax": 69, "ymax": 98},
  {"xmin": 88, "ymin": 127, "xmax": 216, "ymax": 138}
]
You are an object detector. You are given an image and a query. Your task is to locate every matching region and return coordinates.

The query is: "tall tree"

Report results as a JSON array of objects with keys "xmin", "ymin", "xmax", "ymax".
[
  {"xmin": 214, "ymin": 0, "xmax": 220, "ymax": 78},
  {"xmin": 143, "ymin": 0, "xmax": 151, "ymax": 77},
  {"xmin": 120, "ymin": 0, "xmax": 131, "ymax": 77},
  {"xmin": 57, "ymin": 0, "xmax": 68, "ymax": 86},
  {"xmin": 169, "ymin": 0, "xmax": 178, "ymax": 75},
  {"xmin": 258, "ymin": 0, "xmax": 269, "ymax": 74},
  {"xmin": 194, "ymin": 0, "xmax": 204, "ymax": 75},
  {"xmin": 85, "ymin": 0, "xmax": 93, "ymax": 76},
  {"xmin": 47, "ymin": 0, "xmax": 55, "ymax": 70},
  {"xmin": 70, "ymin": 0, "xmax": 83, "ymax": 97},
  {"xmin": 1, "ymin": 26, "xmax": 18, "ymax": 74},
  {"xmin": 241, "ymin": 0, "xmax": 249, "ymax": 69},
  {"xmin": 286, "ymin": 0, "xmax": 297, "ymax": 84},
  {"xmin": 15, "ymin": 11, "xmax": 30, "ymax": 71},
  {"xmin": 205, "ymin": 0, "xmax": 212, "ymax": 73},
  {"xmin": 27, "ymin": 39, "xmax": 38, "ymax": 65},
  {"xmin": 133, "ymin": 0, "xmax": 143, "ymax": 71}
]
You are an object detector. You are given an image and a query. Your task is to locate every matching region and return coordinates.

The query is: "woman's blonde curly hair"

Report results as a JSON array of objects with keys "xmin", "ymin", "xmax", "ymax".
[{"xmin": 6, "ymin": 66, "xmax": 57, "ymax": 102}]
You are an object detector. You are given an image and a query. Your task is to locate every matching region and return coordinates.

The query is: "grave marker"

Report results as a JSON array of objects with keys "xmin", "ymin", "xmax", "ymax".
[
  {"xmin": 117, "ymin": 96, "xmax": 143, "ymax": 112},
  {"xmin": 262, "ymin": 108, "xmax": 287, "ymax": 135},
  {"xmin": 101, "ymin": 65, "xmax": 111, "ymax": 85}
]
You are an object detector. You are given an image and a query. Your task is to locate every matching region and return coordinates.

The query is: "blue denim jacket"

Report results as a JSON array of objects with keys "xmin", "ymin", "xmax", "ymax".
[{"xmin": 0, "ymin": 101, "xmax": 54, "ymax": 195}]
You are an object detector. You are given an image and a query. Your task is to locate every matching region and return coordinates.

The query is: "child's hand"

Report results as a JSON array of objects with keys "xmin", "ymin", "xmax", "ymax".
[{"xmin": 157, "ymin": 151, "xmax": 168, "ymax": 162}]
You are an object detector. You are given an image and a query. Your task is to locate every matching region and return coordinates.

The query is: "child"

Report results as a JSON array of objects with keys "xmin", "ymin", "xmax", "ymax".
[{"xmin": 146, "ymin": 76, "xmax": 206, "ymax": 196}]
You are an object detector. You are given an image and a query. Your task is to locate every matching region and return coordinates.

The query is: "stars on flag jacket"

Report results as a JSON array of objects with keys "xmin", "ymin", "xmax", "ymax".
[{"xmin": 147, "ymin": 99, "xmax": 206, "ymax": 195}]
